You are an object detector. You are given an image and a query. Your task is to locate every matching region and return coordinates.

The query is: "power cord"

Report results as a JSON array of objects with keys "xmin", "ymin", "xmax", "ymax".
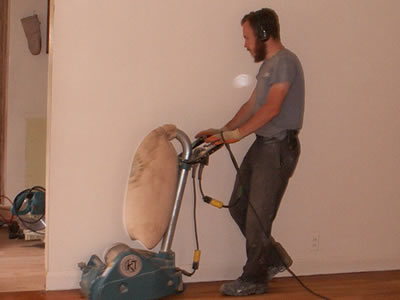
[
  {"xmin": 0, "ymin": 195, "xmax": 14, "ymax": 225},
  {"xmin": 175, "ymin": 164, "xmax": 201, "ymax": 277},
  {"xmin": 223, "ymin": 141, "xmax": 330, "ymax": 300},
  {"xmin": 1, "ymin": 194, "xmax": 24, "ymax": 239},
  {"xmin": 198, "ymin": 134, "xmax": 330, "ymax": 300}
]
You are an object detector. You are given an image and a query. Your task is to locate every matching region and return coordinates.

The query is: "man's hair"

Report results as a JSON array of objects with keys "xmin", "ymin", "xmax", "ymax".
[{"xmin": 241, "ymin": 8, "xmax": 280, "ymax": 41}]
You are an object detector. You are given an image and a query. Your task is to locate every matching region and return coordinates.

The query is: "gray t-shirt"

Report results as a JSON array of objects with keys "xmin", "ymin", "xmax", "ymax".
[{"xmin": 253, "ymin": 48, "xmax": 305, "ymax": 139}]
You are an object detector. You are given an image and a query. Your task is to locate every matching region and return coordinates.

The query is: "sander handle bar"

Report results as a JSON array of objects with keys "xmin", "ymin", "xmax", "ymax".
[
  {"xmin": 160, "ymin": 134, "xmax": 222, "ymax": 252},
  {"xmin": 184, "ymin": 138, "xmax": 223, "ymax": 165},
  {"xmin": 160, "ymin": 129, "xmax": 192, "ymax": 252}
]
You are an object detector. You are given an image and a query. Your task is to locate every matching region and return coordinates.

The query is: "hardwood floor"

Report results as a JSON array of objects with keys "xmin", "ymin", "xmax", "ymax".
[
  {"xmin": 0, "ymin": 225, "xmax": 45, "ymax": 292},
  {"xmin": 1, "ymin": 225, "xmax": 399, "ymax": 299},
  {"xmin": 0, "ymin": 270, "xmax": 399, "ymax": 300}
]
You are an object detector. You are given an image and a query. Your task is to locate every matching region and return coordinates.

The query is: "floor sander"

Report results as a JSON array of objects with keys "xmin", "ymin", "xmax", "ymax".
[
  {"xmin": 9, "ymin": 186, "xmax": 46, "ymax": 240},
  {"xmin": 78, "ymin": 125, "xmax": 221, "ymax": 300}
]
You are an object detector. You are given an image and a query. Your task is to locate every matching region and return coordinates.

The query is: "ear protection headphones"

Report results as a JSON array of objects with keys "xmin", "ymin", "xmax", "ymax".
[
  {"xmin": 258, "ymin": 26, "xmax": 269, "ymax": 41},
  {"xmin": 254, "ymin": 10, "xmax": 270, "ymax": 41}
]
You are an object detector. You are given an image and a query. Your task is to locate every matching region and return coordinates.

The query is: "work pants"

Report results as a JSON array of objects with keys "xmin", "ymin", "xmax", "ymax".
[{"xmin": 228, "ymin": 132, "xmax": 300, "ymax": 283}]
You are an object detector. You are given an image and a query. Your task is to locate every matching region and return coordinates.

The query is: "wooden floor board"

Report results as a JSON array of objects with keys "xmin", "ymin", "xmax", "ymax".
[
  {"xmin": 0, "ymin": 270, "xmax": 399, "ymax": 299},
  {"xmin": 1, "ymin": 226, "xmax": 399, "ymax": 299},
  {"xmin": 0, "ymin": 225, "xmax": 45, "ymax": 292}
]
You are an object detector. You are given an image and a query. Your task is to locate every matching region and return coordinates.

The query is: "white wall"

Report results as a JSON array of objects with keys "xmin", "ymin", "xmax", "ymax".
[
  {"xmin": 46, "ymin": 0, "xmax": 400, "ymax": 290},
  {"xmin": 6, "ymin": 0, "xmax": 48, "ymax": 198}
]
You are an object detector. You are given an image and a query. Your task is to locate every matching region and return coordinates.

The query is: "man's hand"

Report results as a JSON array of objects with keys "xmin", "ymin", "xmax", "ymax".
[
  {"xmin": 206, "ymin": 128, "xmax": 242, "ymax": 145},
  {"xmin": 195, "ymin": 127, "xmax": 227, "ymax": 139}
]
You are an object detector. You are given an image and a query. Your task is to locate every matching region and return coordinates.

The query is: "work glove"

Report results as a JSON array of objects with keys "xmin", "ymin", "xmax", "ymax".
[
  {"xmin": 206, "ymin": 128, "xmax": 242, "ymax": 145},
  {"xmin": 195, "ymin": 127, "xmax": 228, "ymax": 139}
]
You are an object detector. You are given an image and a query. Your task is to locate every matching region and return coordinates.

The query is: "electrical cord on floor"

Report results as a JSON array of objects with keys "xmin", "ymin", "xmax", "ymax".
[
  {"xmin": 0, "ymin": 194, "xmax": 14, "ymax": 205},
  {"xmin": 199, "ymin": 133, "xmax": 330, "ymax": 300},
  {"xmin": 223, "ymin": 141, "xmax": 330, "ymax": 300},
  {"xmin": 0, "ymin": 195, "xmax": 14, "ymax": 225},
  {"xmin": 0, "ymin": 214, "xmax": 9, "ymax": 226}
]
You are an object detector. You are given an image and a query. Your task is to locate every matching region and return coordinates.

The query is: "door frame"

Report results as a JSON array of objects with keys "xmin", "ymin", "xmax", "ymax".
[{"xmin": 0, "ymin": 0, "xmax": 9, "ymax": 201}]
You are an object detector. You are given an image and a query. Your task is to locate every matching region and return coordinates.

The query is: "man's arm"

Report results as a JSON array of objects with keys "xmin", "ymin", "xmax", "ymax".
[
  {"xmin": 224, "ymin": 89, "xmax": 256, "ymax": 131},
  {"xmin": 238, "ymin": 82, "xmax": 290, "ymax": 137},
  {"xmin": 205, "ymin": 82, "xmax": 290, "ymax": 145},
  {"xmin": 195, "ymin": 90, "xmax": 256, "ymax": 139}
]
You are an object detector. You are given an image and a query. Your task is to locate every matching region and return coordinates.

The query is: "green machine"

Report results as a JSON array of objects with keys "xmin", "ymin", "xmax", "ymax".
[{"xmin": 79, "ymin": 127, "xmax": 220, "ymax": 300}]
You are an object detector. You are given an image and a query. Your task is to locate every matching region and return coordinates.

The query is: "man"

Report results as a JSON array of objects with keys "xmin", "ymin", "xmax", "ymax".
[{"xmin": 196, "ymin": 8, "xmax": 305, "ymax": 296}]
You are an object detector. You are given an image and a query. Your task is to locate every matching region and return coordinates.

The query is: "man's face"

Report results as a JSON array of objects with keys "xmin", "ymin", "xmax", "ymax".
[{"xmin": 242, "ymin": 21, "xmax": 266, "ymax": 62}]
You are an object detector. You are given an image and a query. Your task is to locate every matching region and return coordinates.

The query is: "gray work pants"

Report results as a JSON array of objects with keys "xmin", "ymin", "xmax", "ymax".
[{"xmin": 228, "ymin": 133, "xmax": 300, "ymax": 283}]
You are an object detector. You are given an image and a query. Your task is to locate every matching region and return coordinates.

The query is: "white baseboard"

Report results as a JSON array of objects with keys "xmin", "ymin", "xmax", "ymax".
[{"xmin": 46, "ymin": 270, "xmax": 81, "ymax": 290}]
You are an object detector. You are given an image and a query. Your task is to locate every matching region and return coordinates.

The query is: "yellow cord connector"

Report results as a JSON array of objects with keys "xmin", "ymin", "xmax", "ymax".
[
  {"xmin": 192, "ymin": 250, "xmax": 201, "ymax": 270},
  {"xmin": 210, "ymin": 199, "xmax": 224, "ymax": 208},
  {"xmin": 203, "ymin": 196, "xmax": 224, "ymax": 208}
]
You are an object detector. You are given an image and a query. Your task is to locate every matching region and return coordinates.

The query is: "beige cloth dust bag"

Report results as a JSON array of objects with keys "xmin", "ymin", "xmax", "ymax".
[{"xmin": 124, "ymin": 125, "xmax": 178, "ymax": 249}]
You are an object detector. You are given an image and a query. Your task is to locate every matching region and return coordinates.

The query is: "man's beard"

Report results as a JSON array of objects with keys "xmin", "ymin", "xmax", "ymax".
[{"xmin": 254, "ymin": 39, "xmax": 266, "ymax": 62}]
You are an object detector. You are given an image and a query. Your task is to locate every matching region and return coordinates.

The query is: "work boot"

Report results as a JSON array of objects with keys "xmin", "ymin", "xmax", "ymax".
[
  {"xmin": 267, "ymin": 240, "xmax": 293, "ymax": 280},
  {"xmin": 220, "ymin": 278, "xmax": 267, "ymax": 296}
]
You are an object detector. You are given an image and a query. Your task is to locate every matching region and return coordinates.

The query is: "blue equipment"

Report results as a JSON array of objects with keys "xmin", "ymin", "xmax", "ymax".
[
  {"xmin": 78, "ymin": 129, "xmax": 221, "ymax": 300},
  {"xmin": 11, "ymin": 187, "xmax": 45, "ymax": 217},
  {"xmin": 10, "ymin": 186, "xmax": 46, "ymax": 233},
  {"xmin": 79, "ymin": 245, "xmax": 183, "ymax": 300},
  {"xmin": 79, "ymin": 130, "xmax": 191, "ymax": 300}
]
